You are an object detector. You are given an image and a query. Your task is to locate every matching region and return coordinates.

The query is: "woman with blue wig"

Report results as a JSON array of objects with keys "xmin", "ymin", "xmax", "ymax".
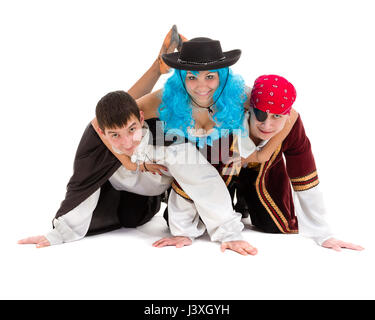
[
  {"xmin": 132, "ymin": 33, "xmax": 298, "ymax": 251},
  {"xmin": 99, "ymin": 30, "xmax": 297, "ymax": 254},
  {"xmin": 137, "ymin": 36, "xmax": 295, "ymax": 158}
]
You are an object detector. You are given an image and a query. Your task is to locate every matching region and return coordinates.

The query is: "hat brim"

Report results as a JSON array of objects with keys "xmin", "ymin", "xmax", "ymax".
[{"xmin": 162, "ymin": 49, "xmax": 241, "ymax": 71}]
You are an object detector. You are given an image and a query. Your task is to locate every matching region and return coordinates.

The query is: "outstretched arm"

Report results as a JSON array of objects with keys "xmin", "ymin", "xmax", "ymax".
[
  {"xmin": 321, "ymin": 238, "xmax": 364, "ymax": 251},
  {"xmin": 18, "ymin": 188, "xmax": 101, "ymax": 248},
  {"xmin": 18, "ymin": 236, "xmax": 51, "ymax": 248},
  {"xmin": 283, "ymin": 115, "xmax": 364, "ymax": 251}
]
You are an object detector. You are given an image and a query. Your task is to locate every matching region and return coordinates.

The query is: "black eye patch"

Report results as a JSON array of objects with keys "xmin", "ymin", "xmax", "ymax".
[{"xmin": 253, "ymin": 108, "xmax": 268, "ymax": 122}]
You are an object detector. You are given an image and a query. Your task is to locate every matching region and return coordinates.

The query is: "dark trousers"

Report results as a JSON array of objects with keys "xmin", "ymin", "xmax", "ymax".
[
  {"xmin": 234, "ymin": 169, "xmax": 280, "ymax": 234},
  {"xmin": 86, "ymin": 181, "xmax": 162, "ymax": 236}
]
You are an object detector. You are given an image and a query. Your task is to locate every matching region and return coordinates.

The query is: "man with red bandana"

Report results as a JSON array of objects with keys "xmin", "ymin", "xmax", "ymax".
[{"xmin": 236, "ymin": 75, "xmax": 363, "ymax": 251}]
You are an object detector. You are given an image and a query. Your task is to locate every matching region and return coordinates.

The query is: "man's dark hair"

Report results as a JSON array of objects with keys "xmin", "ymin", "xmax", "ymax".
[{"xmin": 96, "ymin": 90, "xmax": 140, "ymax": 132}]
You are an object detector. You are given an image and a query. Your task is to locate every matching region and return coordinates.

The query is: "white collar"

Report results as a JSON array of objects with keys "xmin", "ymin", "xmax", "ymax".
[
  {"xmin": 130, "ymin": 123, "xmax": 151, "ymax": 163},
  {"xmin": 257, "ymin": 139, "xmax": 269, "ymax": 149}
]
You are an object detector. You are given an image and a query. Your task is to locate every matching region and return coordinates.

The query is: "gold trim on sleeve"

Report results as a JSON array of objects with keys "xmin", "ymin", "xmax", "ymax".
[{"xmin": 290, "ymin": 170, "xmax": 319, "ymax": 191}]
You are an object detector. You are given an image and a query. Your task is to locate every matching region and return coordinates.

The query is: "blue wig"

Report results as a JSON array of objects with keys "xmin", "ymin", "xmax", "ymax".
[{"xmin": 158, "ymin": 67, "xmax": 247, "ymax": 145}]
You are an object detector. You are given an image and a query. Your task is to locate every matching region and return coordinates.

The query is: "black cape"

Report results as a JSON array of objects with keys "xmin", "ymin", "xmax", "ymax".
[{"xmin": 54, "ymin": 118, "xmax": 169, "ymax": 235}]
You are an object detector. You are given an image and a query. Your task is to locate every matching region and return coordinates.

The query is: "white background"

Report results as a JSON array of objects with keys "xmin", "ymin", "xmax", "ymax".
[{"xmin": 1, "ymin": 0, "xmax": 374, "ymax": 300}]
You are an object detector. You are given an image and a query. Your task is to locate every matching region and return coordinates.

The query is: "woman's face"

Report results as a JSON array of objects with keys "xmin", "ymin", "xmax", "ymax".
[
  {"xmin": 184, "ymin": 71, "xmax": 220, "ymax": 107},
  {"xmin": 249, "ymin": 107, "xmax": 289, "ymax": 141}
]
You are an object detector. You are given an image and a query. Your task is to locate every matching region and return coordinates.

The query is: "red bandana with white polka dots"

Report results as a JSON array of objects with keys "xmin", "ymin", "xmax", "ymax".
[{"xmin": 250, "ymin": 75, "xmax": 296, "ymax": 115}]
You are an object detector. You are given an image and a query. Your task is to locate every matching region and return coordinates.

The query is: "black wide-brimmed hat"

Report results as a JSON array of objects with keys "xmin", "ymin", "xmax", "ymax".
[{"xmin": 162, "ymin": 37, "xmax": 241, "ymax": 71}]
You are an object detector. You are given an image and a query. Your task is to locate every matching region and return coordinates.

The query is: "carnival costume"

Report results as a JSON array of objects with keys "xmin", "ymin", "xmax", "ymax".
[
  {"xmin": 235, "ymin": 75, "xmax": 333, "ymax": 244},
  {"xmin": 47, "ymin": 109, "xmax": 250, "ymax": 245},
  {"xmin": 159, "ymin": 38, "xmax": 256, "ymax": 241}
]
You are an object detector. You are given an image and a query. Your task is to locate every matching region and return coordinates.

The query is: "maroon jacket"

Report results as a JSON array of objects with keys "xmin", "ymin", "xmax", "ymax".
[{"xmin": 237, "ymin": 115, "xmax": 319, "ymax": 233}]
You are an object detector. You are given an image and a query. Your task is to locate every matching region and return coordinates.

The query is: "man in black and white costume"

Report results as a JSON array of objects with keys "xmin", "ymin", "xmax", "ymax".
[{"xmin": 19, "ymin": 91, "xmax": 258, "ymax": 255}]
